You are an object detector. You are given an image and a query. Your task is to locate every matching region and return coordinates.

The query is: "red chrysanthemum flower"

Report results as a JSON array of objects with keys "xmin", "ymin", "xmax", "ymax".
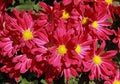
[
  {"xmin": 5, "ymin": 9, "xmax": 49, "ymax": 49},
  {"xmin": 0, "ymin": 57, "xmax": 20, "ymax": 82},
  {"xmin": 12, "ymin": 54, "xmax": 32, "ymax": 74},
  {"xmin": 37, "ymin": 1, "xmax": 62, "ymax": 33},
  {"xmin": 47, "ymin": 22, "xmax": 80, "ymax": 81},
  {"xmin": 71, "ymin": 31, "xmax": 93, "ymax": 59},
  {"xmin": 83, "ymin": 41, "xmax": 117, "ymax": 80},
  {"xmin": 89, "ymin": 10, "xmax": 113, "ymax": 40}
]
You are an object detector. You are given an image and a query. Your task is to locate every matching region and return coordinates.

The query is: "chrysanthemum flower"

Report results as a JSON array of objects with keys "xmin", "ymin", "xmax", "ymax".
[
  {"xmin": 37, "ymin": 1, "xmax": 62, "ymax": 33},
  {"xmin": 71, "ymin": 32, "xmax": 93, "ymax": 59},
  {"xmin": 5, "ymin": 9, "xmax": 49, "ymax": 49},
  {"xmin": 83, "ymin": 41, "xmax": 117, "ymax": 80},
  {"xmin": 0, "ymin": 57, "xmax": 21, "ymax": 82},
  {"xmin": 12, "ymin": 54, "xmax": 32, "ymax": 73},
  {"xmin": 89, "ymin": 11, "xmax": 113, "ymax": 40},
  {"xmin": 0, "ymin": 45, "xmax": 48, "ymax": 81},
  {"xmin": 47, "ymin": 22, "xmax": 80, "ymax": 81}
]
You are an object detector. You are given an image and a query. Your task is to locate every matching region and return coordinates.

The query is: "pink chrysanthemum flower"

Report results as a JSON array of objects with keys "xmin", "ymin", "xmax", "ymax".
[
  {"xmin": 83, "ymin": 41, "xmax": 117, "ymax": 80},
  {"xmin": 37, "ymin": 1, "xmax": 62, "ymax": 33},
  {"xmin": 71, "ymin": 32, "xmax": 93, "ymax": 59},
  {"xmin": 5, "ymin": 9, "xmax": 49, "ymax": 49},
  {"xmin": 89, "ymin": 10, "xmax": 113, "ymax": 40},
  {"xmin": 0, "ymin": 57, "xmax": 20, "ymax": 82},
  {"xmin": 47, "ymin": 22, "xmax": 80, "ymax": 81},
  {"xmin": 12, "ymin": 54, "xmax": 32, "ymax": 73},
  {"xmin": 12, "ymin": 44, "xmax": 48, "ymax": 74},
  {"xmin": 0, "ymin": 46, "xmax": 48, "ymax": 82}
]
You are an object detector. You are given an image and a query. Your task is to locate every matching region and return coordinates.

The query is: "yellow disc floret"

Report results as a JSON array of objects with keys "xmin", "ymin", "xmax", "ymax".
[
  {"xmin": 62, "ymin": 10, "xmax": 70, "ymax": 19},
  {"xmin": 92, "ymin": 21, "xmax": 99, "ymax": 29},
  {"xmin": 113, "ymin": 80, "xmax": 120, "ymax": 84},
  {"xmin": 75, "ymin": 45, "xmax": 82, "ymax": 54},
  {"xmin": 23, "ymin": 29, "xmax": 33, "ymax": 40},
  {"xmin": 82, "ymin": 17, "xmax": 88, "ymax": 25},
  {"xmin": 57, "ymin": 45, "xmax": 67, "ymax": 55},
  {"xmin": 105, "ymin": 0, "xmax": 112, "ymax": 5},
  {"xmin": 93, "ymin": 55, "xmax": 102, "ymax": 65}
]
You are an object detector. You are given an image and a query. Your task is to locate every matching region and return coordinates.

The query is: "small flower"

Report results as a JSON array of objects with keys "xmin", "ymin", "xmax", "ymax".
[
  {"xmin": 71, "ymin": 32, "xmax": 93, "ymax": 59},
  {"xmin": 5, "ymin": 9, "xmax": 49, "ymax": 49},
  {"xmin": 89, "ymin": 11, "xmax": 113, "ymax": 40},
  {"xmin": 83, "ymin": 41, "xmax": 117, "ymax": 80}
]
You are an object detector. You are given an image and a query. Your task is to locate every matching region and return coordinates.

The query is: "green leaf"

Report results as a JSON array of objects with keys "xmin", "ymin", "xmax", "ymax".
[
  {"xmin": 33, "ymin": 4, "xmax": 42, "ymax": 12},
  {"xmin": 113, "ymin": 1, "xmax": 120, "ymax": 6},
  {"xmin": 89, "ymin": 81, "xmax": 96, "ymax": 84},
  {"xmin": 20, "ymin": 76, "xmax": 30, "ymax": 84},
  {"xmin": 15, "ymin": 0, "xmax": 35, "ymax": 11},
  {"xmin": 40, "ymin": 79, "xmax": 47, "ymax": 84},
  {"xmin": 19, "ymin": 0, "xmax": 24, "ymax": 4},
  {"xmin": 34, "ymin": 80, "xmax": 38, "ymax": 84},
  {"xmin": 68, "ymin": 76, "xmax": 79, "ymax": 84}
]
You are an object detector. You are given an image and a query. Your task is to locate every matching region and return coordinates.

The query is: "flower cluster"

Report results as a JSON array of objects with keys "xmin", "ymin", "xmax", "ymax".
[{"xmin": 0, "ymin": 0, "xmax": 120, "ymax": 83}]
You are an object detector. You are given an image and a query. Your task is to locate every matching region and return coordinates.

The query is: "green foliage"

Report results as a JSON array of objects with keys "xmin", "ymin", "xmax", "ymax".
[
  {"xmin": 68, "ymin": 76, "xmax": 79, "ymax": 84},
  {"xmin": 20, "ymin": 76, "xmax": 30, "ymax": 84},
  {"xmin": 113, "ymin": 1, "xmax": 120, "ymax": 6},
  {"xmin": 8, "ymin": 0, "xmax": 42, "ymax": 12},
  {"xmin": 40, "ymin": 79, "xmax": 48, "ymax": 84}
]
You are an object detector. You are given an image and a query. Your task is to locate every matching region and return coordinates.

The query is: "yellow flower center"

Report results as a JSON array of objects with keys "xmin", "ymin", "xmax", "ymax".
[
  {"xmin": 113, "ymin": 80, "xmax": 120, "ymax": 84},
  {"xmin": 82, "ymin": 17, "xmax": 88, "ymax": 25},
  {"xmin": 57, "ymin": 45, "xmax": 67, "ymax": 55},
  {"xmin": 23, "ymin": 29, "xmax": 33, "ymax": 40},
  {"xmin": 93, "ymin": 55, "xmax": 102, "ymax": 65},
  {"xmin": 105, "ymin": 0, "xmax": 112, "ymax": 5},
  {"xmin": 75, "ymin": 45, "xmax": 82, "ymax": 54},
  {"xmin": 62, "ymin": 10, "xmax": 70, "ymax": 19},
  {"xmin": 92, "ymin": 21, "xmax": 99, "ymax": 29}
]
